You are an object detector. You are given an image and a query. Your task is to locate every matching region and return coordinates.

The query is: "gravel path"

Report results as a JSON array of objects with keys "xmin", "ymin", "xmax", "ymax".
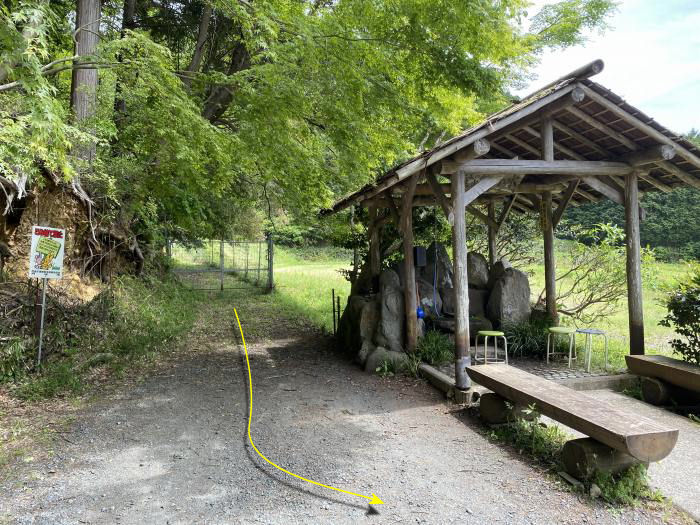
[{"xmin": 0, "ymin": 299, "xmax": 689, "ymax": 524}]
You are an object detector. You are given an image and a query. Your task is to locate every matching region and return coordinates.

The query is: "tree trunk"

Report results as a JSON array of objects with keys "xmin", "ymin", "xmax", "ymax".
[
  {"xmin": 114, "ymin": 0, "xmax": 136, "ymax": 117},
  {"xmin": 202, "ymin": 43, "xmax": 250, "ymax": 123},
  {"xmin": 71, "ymin": 0, "xmax": 101, "ymax": 166},
  {"xmin": 183, "ymin": 3, "xmax": 213, "ymax": 88}
]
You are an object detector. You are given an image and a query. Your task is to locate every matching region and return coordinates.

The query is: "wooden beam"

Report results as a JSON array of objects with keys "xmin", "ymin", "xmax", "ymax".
[
  {"xmin": 552, "ymin": 180, "xmax": 580, "ymax": 227},
  {"xmin": 467, "ymin": 206, "xmax": 498, "ymax": 230},
  {"xmin": 619, "ymin": 145, "xmax": 676, "ymax": 166},
  {"xmin": 505, "ymin": 133, "xmax": 540, "ymax": 157},
  {"xmin": 401, "ymin": 174, "xmax": 419, "ymax": 353},
  {"xmin": 639, "ymin": 172, "xmax": 672, "ymax": 193},
  {"xmin": 451, "ymin": 170, "xmax": 471, "ymax": 390},
  {"xmin": 488, "ymin": 201, "xmax": 497, "ymax": 266},
  {"xmin": 552, "ymin": 119, "xmax": 608, "ymax": 156},
  {"xmin": 463, "ymin": 176, "xmax": 504, "ymax": 206},
  {"xmin": 452, "ymin": 138, "xmax": 490, "ymax": 162},
  {"xmin": 426, "ymin": 171, "xmax": 453, "ymax": 224},
  {"xmin": 580, "ymin": 85, "xmax": 700, "ymax": 172},
  {"xmin": 541, "ymin": 116, "xmax": 554, "ymax": 162},
  {"xmin": 625, "ymin": 170, "xmax": 645, "ymax": 355},
  {"xmin": 565, "ymin": 106, "xmax": 638, "ymax": 150},
  {"xmin": 522, "ymin": 124, "xmax": 586, "ymax": 161},
  {"xmin": 542, "ymin": 191, "xmax": 557, "ymax": 322},
  {"xmin": 497, "ymin": 196, "xmax": 515, "ymax": 228},
  {"xmin": 368, "ymin": 204, "xmax": 380, "ymax": 291},
  {"xmin": 657, "ymin": 160, "xmax": 700, "ymax": 190},
  {"xmin": 440, "ymin": 159, "xmax": 633, "ymax": 176}
]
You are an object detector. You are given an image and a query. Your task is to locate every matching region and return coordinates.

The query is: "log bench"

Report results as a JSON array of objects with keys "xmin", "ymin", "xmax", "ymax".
[
  {"xmin": 626, "ymin": 355, "xmax": 700, "ymax": 405},
  {"xmin": 467, "ymin": 364, "xmax": 679, "ymax": 479}
]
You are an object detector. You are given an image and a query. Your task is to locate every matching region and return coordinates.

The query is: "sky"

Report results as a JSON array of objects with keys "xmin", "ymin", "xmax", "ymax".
[{"xmin": 516, "ymin": 0, "xmax": 700, "ymax": 135}]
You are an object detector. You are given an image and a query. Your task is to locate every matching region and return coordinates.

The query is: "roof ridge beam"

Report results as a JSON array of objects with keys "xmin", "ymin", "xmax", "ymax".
[{"xmin": 440, "ymin": 159, "xmax": 632, "ymax": 176}]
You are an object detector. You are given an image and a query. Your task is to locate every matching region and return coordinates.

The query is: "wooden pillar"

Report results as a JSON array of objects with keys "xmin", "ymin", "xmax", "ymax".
[
  {"xmin": 541, "ymin": 116, "xmax": 557, "ymax": 323},
  {"xmin": 401, "ymin": 176, "xmax": 419, "ymax": 353},
  {"xmin": 368, "ymin": 204, "xmax": 381, "ymax": 292},
  {"xmin": 542, "ymin": 191, "xmax": 557, "ymax": 323},
  {"xmin": 625, "ymin": 170, "xmax": 645, "ymax": 355},
  {"xmin": 487, "ymin": 200, "xmax": 497, "ymax": 267},
  {"xmin": 451, "ymin": 170, "xmax": 471, "ymax": 390}
]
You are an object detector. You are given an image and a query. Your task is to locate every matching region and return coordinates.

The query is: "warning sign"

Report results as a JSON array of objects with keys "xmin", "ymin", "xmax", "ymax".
[{"xmin": 28, "ymin": 226, "xmax": 65, "ymax": 279}]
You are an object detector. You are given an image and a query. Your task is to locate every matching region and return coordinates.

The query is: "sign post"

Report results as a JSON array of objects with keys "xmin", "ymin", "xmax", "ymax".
[{"xmin": 28, "ymin": 226, "xmax": 65, "ymax": 365}]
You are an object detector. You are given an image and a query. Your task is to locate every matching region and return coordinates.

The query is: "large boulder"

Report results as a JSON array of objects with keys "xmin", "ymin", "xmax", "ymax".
[
  {"xmin": 487, "ymin": 259, "xmax": 512, "ymax": 288},
  {"xmin": 364, "ymin": 347, "xmax": 410, "ymax": 374},
  {"xmin": 439, "ymin": 287, "xmax": 489, "ymax": 318},
  {"xmin": 424, "ymin": 242, "xmax": 453, "ymax": 289},
  {"xmin": 416, "ymin": 278, "xmax": 442, "ymax": 318},
  {"xmin": 486, "ymin": 268, "xmax": 531, "ymax": 327},
  {"xmin": 432, "ymin": 316, "xmax": 493, "ymax": 343},
  {"xmin": 468, "ymin": 288, "xmax": 489, "ymax": 318},
  {"xmin": 467, "ymin": 252, "xmax": 489, "ymax": 289},
  {"xmin": 337, "ymin": 295, "xmax": 372, "ymax": 355},
  {"xmin": 375, "ymin": 269, "xmax": 404, "ymax": 353}
]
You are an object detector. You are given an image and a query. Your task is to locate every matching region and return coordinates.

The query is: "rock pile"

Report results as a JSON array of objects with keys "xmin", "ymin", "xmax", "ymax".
[{"xmin": 337, "ymin": 243, "xmax": 531, "ymax": 370}]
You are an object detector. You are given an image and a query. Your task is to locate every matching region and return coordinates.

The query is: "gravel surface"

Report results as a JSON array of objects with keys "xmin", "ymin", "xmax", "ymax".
[{"xmin": 0, "ymin": 302, "xmax": 690, "ymax": 524}]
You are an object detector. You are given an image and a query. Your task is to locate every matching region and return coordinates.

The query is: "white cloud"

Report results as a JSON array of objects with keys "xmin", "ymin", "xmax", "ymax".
[{"xmin": 517, "ymin": 0, "xmax": 700, "ymax": 134}]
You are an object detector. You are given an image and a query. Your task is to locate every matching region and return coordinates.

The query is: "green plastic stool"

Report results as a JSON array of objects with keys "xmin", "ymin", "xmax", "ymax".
[
  {"xmin": 546, "ymin": 326, "xmax": 577, "ymax": 368},
  {"xmin": 475, "ymin": 330, "xmax": 508, "ymax": 365}
]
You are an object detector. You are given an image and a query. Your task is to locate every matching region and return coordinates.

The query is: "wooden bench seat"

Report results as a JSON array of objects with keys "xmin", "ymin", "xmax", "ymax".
[
  {"xmin": 626, "ymin": 355, "xmax": 700, "ymax": 394},
  {"xmin": 467, "ymin": 364, "xmax": 678, "ymax": 462}
]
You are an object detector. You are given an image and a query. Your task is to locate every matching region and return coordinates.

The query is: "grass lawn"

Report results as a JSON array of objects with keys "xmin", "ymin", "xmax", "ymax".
[{"xmin": 273, "ymin": 246, "xmax": 352, "ymax": 333}]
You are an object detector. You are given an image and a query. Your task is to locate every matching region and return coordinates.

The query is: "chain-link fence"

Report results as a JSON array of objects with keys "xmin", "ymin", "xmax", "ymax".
[{"xmin": 169, "ymin": 239, "xmax": 273, "ymax": 291}]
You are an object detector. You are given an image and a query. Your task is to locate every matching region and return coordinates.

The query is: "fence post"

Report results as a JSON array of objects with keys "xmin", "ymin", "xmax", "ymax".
[
  {"xmin": 257, "ymin": 241, "xmax": 262, "ymax": 284},
  {"xmin": 245, "ymin": 243, "xmax": 249, "ymax": 281},
  {"xmin": 267, "ymin": 235, "xmax": 274, "ymax": 292},
  {"xmin": 219, "ymin": 239, "xmax": 225, "ymax": 291}
]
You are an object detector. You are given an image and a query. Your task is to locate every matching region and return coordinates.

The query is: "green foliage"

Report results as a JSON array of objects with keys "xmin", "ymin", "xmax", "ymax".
[
  {"xmin": 416, "ymin": 330, "xmax": 454, "ymax": 366},
  {"xmin": 563, "ymin": 188, "xmax": 700, "ymax": 262},
  {"xmin": 375, "ymin": 358, "xmax": 396, "ymax": 378},
  {"xmin": 660, "ymin": 269, "xmax": 700, "ymax": 365},
  {"xmin": 488, "ymin": 405, "xmax": 569, "ymax": 468},
  {"xmin": 0, "ymin": 338, "xmax": 30, "ymax": 383},
  {"xmin": 593, "ymin": 464, "xmax": 662, "ymax": 506},
  {"xmin": 551, "ymin": 223, "xmax": 655, "ymax": 323},
  {"xmin": 502, "ymin": 318, "xmax": 551, "ymax": 358},
  {"xmin": 9, "ymin": 275, "xmax": 197, "ymax": 400},
  {"xmin": 0, "ymin": 0, "xmax": 617, "ymax": 254}
]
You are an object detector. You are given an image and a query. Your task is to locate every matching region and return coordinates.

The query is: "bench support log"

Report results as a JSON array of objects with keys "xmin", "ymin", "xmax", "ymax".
[
  {"xmin": 641, "ymin": 377, "xmax": 671, "ymax": 406},
  {"xmin": 563, "ymin": 438, "xmax": 643, "ymax": 480},
  {"xmin": 479, "ymin": 392, "xmax": 537, "ymax": 425}
]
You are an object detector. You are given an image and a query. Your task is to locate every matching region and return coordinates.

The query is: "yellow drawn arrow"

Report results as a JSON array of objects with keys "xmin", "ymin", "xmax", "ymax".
[{"xmin": 234, "ymin": 308, "xmax": 384, "ymax": 506}]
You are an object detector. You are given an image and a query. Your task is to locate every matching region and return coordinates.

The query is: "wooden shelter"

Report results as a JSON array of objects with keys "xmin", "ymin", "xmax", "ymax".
[{"xmin": 321, "ymin": 60, "xmax": 700, "ymax": 392}]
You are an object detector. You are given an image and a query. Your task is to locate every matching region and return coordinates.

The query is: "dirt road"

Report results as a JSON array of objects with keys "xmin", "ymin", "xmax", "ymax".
[{"xmin": 0, "ymin": 294, "xmax": 686, "ymax": 524}]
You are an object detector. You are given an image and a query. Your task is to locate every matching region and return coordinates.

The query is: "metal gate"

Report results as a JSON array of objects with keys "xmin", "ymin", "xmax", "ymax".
[{"xmin": 169, "ymin": 239, "xmax": 273, "ymax": 291}]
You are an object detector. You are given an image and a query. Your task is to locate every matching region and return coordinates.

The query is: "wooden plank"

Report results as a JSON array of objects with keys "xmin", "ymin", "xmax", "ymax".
[
  {"xmin": 657, "ymin": 160, "xmax": 700, "ymax": 190},
  {"xmin": 452, "ymin": 170, "xmax": 470, "ymax": 390},
  {"xmin": 639, "ymin": 172, "xmax": 672, "ymax": 192},
  {"xmin": 522, "ymin": 124, "xmax": 586, "ymax": 160},
  {"xmin": 467, "ymin": 364, "xmax": 678, "ymax": 462},
  {"xmin": 441, "ymin": 159, "xmax": 632, "ymax": 176},
  {"xmin": 566, "ymin": 106, "xmax": 638, "ymax": 150},
  {"xmin": 497, "ymin": 196, "xmax": 515, "ymax": 228},
  {"xmin": 625, "ymin": 171, "xmax": 645, "ymax": 355},
  {"xmin": 625, "ymin": 355, "xmax": 700, "ymax": 394}
]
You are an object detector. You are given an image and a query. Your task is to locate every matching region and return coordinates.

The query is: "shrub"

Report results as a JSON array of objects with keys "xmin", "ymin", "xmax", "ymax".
[
  {"xmin": 660, "ymin": 270, "xmax": 700, "ymax": 365},
  {"xmin": 0, "ymin": 339, "xmax": 30, "ymax": 383},
  {"xmin": 502, "ymin": 318, "xmax": 551, "ymax": 358},
  {"xmin": 417, "ymin": 330, "xmax": 453, "ymax": 366}
]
